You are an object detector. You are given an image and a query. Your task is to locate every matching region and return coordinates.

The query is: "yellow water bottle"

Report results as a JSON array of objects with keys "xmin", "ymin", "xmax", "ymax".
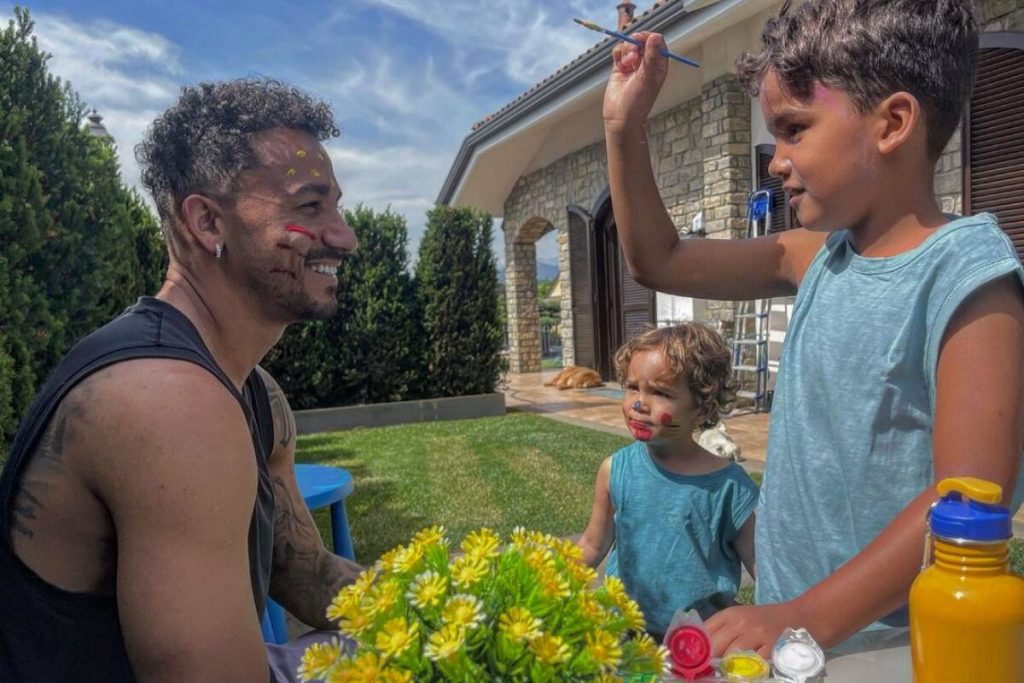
[{"xmin": 909, "ymin": 477, "xmax": 1024, "ymax": 682}]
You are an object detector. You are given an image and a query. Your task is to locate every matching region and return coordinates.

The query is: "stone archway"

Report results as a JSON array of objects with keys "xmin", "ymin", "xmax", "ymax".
[{"xmin": 504, "ymin": 217, "xmax": 555, "ymax": 373}]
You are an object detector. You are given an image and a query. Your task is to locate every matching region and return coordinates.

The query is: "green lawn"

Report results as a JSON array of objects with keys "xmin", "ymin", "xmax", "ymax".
[
  {"xmin": 297, "ymin": 412, "xmax": 629, "ymax": 562},
  {"xmin": 296, "ymin": 414, "xmax": 1023, "ymax": 580}
]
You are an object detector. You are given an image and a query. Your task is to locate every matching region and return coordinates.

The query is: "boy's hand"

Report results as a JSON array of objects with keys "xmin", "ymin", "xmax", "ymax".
[
  {"xmin": 705, "ymin": 603, "xmax": 811, "ymax": 659},
  {"xmin": 604, "ymin": 31, "xmax": 669, "ymax": 135}
]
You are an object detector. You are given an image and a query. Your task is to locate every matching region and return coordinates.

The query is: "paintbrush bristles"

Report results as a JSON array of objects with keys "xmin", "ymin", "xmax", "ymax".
[{"xmin": 572, "ymin": 18, "xmax": 602, "ymax": 32}]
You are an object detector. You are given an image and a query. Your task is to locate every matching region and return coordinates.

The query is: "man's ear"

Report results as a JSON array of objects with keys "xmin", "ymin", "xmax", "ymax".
[
  {"xmin": 180, "ymin": 194, "xmax": 225, "ymax": 257},
  {"xmin": 874, "ymin": 91, "xmax": 923, "ymax": 157}
]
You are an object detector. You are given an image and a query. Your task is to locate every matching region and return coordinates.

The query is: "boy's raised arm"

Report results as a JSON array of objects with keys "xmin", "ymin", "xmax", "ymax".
[{"xmin": 605, "ymin": 33, "xmax": 826, "ymax": 301}]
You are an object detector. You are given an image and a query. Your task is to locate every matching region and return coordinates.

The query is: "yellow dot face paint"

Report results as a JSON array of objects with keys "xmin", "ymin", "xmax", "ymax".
[
  {"xmin": 310, "ymin": 169, "xmax": 321, "ymax": 178},
  {"xmin": 317, "ymin": 152, "xmax": 325, "ymax": 161},
  {"xmin": 286, "ymin": 168, "xmax": 297, "ymax": 177},
  {"xmin": 296, "ymin": 149, "xmax": 307, "ymax": 158}
]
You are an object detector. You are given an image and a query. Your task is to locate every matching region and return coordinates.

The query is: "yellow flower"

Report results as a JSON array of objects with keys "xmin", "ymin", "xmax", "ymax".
[
  {"xmin": 554, "ymin": 537, "xmax": 584, "ymax": 563},
  {"xmin": 296, "ymin": 638, "xmax": 343, "ymax": 681},
  {"xmin": 577, "ymin": 592, "xmax": 606, "ymax": 623},
  {"xmin": 391, "ymin": 543, "xmax": 425, "ymax": 574},
  {"xmin": 381, "ymin": 669, "xmax": 413, "ymax": 683},
  {"xmin": 529, "ymin": 632, "xmax": 571, "ymax": 665},
  {"xmin": 632, "ymin": 632, "xmax": 658, "ymax": 659},
  {"xmin": 598, "ymin": 674, "xmax": 624, "ymax": 683},
  {"xmin": 585, "ymin": 630, "xmax": 623, "ymax": 673},
  {"xmin": 375, "ymin": 617, "xmax": 419, "ymax": 659},
  {"xmin": 449, "ymin": 554, "xmax": 489, "ymax": 589},
  {"xmin": 538, "ymin": 566, "xmax": 571, "ymax": 599},
  {"xmin": 603, "ymin": 576, "xmax": 629, "ymax": 607},
  {"xmin": 498, "ymin": 606, "xmax": 542, "ymax": 643},
  {"xmin": 340, "ymin": 651, "xmax": 386, "ymax": 682},
  {"xmin": 326, "ymin": 590, "xmax": 359, "ymax": 623},
  {"xmin": 620, "ymin": 598, "xmax": 646, "ymax": 631},
  {"xmin": 367, "ymin": 580, "xmax": 400, "ymax": 617},
  {"xmin": 424, "ymin": 623, "xmax": 466, "ymax": 662},
  {"xmin": 352, "ymin": 569, "xmax": 379, "ymax": 595},
  {"xmin": 442, "ymin": 594, "xmax": 485, "ymax": 629},
  {"xmin": 376, "ymin": 545, "xmax": 403, "ymax": 573},
  {"xmin": 566, "ymin": 561, "xmax": 598, "ymax": 586},
  {"xmin": 510, "ymin": 526, "xmax": 529, "ymax": 548},
  {"xmin": 336, "ymin": 602, "xmax": 374, "ymax": 637},
  {"xmin": 407, "ymin": 570, "xmax": 447, "ymax": 609},
  {"xmin": 412, "ymin": 525, "xmax": 448, "ymax": 548},
  {"xmin": 524, "ymin": 546, "xmax": 555, "ymax": 572},
  {"xmin": 460, "ymin": 528, "xmax": 501, "ymax": 561}
]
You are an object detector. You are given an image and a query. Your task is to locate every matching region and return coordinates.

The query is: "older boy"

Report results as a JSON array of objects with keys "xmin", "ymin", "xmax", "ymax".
[{"xmin": 603, "ymin": 0, "xmax": 1024, "ymax": 657}]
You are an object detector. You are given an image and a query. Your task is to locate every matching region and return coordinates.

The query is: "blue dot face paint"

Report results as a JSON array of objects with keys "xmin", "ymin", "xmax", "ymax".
[{"xmin": 633, "ymin": 400, "xmax": 643, "ymax": 410}]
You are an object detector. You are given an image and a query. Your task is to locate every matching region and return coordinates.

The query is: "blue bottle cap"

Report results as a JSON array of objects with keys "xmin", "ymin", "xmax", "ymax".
[{"xmin": 930, "ymin": 492, "xmax": 1011, "ymax": 541}]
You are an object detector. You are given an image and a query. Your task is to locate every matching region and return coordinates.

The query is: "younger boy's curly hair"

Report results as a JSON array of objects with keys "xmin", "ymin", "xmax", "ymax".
[{"xmin": 614, "ymin": 323, "xmax": 737, "ymax": 431}]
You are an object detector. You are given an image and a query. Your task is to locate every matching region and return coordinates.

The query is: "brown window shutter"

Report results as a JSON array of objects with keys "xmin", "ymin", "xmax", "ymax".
[
  {"xmin": 965, "ymin": 42, "xmax": 1024, "ymax": 259},
  {"xmin": 619, "ymin": 249, "xmax": 654, "ymax": 343},
  {"xmin": 568, "ymin": 206, "xmax": 597, "ymax": 369}
]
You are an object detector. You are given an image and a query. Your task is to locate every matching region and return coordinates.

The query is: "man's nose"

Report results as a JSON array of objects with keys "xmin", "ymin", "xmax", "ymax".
[{"xmin": 322, "ymin": 212, "xmax": 358, "ymax": 253}]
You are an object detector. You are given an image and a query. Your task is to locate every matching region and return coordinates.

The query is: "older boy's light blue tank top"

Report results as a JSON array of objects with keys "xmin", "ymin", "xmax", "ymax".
[
  {"xmin": 756, "ymin": 213, "xmax": 1024, "ymax": 625},
  {"xmin": 606, "ymin": 441, "xmax": 758, "ymax": 634}
]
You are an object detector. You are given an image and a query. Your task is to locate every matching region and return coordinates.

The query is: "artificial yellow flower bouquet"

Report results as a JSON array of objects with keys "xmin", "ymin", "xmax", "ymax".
[{"xmin": 299, "ymin": 526, "xmax": 669, "ymax": 682}]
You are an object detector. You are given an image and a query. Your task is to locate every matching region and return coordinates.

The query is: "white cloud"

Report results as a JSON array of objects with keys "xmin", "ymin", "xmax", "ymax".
[
  {"xmin": 27, "ymin": 11, "xmax": 182, "ymax": 198},
  {"xmin": 346, "ymin": 0, "xmax": 610, "ymax": 86}
]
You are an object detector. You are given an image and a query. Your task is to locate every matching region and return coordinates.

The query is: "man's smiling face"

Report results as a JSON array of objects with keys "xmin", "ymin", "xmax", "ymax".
[{"xmin": 223, "ymin": 127, "xmax": 358, "ymax": 323}]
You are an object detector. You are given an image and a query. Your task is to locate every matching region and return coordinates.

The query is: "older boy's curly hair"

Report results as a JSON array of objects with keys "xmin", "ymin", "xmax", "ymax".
[
  {"xmin": 736, "ymin": 0, "xmax": 978, "ymax": 160},
  {"xmin": 614, "ymin": 323, "xmax": 737, "ymax": 431},
  {"xmin": 135, "ymin": 78, "xmax": 340, "ymax": 238}
]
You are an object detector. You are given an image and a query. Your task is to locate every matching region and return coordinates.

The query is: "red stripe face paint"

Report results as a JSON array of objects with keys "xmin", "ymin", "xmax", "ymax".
[{"xmin": 284, "ymin": 223, "xmax": 316, "ymax": 240}]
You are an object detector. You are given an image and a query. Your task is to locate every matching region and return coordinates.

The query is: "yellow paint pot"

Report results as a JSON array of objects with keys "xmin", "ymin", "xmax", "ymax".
[{"xmin": 720, "ymin": 650, "xmax": 771, "ymax": 680}]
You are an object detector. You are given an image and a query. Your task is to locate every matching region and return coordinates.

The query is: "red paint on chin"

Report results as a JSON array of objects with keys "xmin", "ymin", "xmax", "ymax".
[
  {"xmin": 628, "ymin": 421, "xmax": 653, "ymax": 441},
  {"xmin": 284, "ymin": 223, "xmax": 316, "ymax": 240}
]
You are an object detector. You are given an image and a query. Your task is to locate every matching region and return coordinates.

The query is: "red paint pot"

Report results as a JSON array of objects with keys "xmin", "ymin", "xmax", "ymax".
[{"xmin": 666, "ymin": 624, "xmax": 713, "ymax": 680}]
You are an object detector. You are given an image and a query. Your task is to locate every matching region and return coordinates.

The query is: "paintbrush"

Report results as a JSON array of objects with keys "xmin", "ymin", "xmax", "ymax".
[{"xmin": 572, "ymin": 18, "xmax": 700, "ymax": 68}]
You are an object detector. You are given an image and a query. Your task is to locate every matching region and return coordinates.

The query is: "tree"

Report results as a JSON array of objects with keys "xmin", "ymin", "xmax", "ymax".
[
  {"xmin": 415, "ymin": 206, "xmax": 504, "ymax": 398},
  {"xmin": 0, "ymin": 7, "xmax": 165, "ymax": 447}
]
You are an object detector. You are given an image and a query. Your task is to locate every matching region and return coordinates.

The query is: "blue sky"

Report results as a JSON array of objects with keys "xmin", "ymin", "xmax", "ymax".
[{"xmin": 14, "ymin": 0, "xmax": 620, "ymax": 270}]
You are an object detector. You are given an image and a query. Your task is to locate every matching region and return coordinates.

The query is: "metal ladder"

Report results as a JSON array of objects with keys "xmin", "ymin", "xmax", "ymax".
[{"xmin": 732, "ymin": 190, "xmax": 772, "ymax": 412}]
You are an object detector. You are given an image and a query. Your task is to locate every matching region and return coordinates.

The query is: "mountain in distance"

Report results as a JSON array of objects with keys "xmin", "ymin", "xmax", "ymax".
[{"xmin": 496, "ymin": 260, "xmax": 559, "ymax": 284}]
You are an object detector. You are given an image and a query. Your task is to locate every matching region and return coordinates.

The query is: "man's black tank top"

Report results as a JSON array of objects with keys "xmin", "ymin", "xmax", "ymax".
[{"xmin": 0, "ymin": 297, "xmax": 275, "ymax": 682}]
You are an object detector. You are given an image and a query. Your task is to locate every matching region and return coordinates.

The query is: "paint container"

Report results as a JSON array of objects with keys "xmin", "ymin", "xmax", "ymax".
[
  {"xmin": 771, "ymin": 628, "xmax": 825, "ymax": 682},
  {"xmin": 909, "ymin": 477, "xmax": 1024, "ymax": 682},
  {"xmin": 720, "ymin": 650, "xmax": 771, "ymax": 680},
  {"xmin": 664, "ymin": 609, "xmax": 714, "ymax": 680}
]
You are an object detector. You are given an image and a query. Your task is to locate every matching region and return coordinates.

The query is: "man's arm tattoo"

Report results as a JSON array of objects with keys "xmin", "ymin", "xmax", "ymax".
[
  {"xmin": 269, "ymin": 476, "xmax": 363, "ymax": 629},
  {"xmin": 10, "ymin": 387, "xmax": 88, "ymax": 541}
]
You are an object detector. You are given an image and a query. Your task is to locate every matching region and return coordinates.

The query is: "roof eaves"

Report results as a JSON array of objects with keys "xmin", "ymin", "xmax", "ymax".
[{"xmin": 437, "ymin": 0, "xmax": 695, "ymax": 206}]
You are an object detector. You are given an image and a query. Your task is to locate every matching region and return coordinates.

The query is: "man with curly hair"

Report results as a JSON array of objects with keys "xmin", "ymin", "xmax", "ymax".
[{"xmin": 0, "ymin": 78, "xmax": 361, "ymax": 681}]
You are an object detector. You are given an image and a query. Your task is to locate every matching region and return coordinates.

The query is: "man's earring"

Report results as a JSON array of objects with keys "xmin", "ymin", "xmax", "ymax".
[{"xmin": 215, "ymin": 243, "xmax": 223, "ymax": 259}]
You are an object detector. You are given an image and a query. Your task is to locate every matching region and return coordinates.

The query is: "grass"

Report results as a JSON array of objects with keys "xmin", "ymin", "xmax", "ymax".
[
  {"xmin": 297, "ymin": 412, "xmax": 629, "ymax": 562},
  {"xmin": 296, "ymin": 414, "xmax": 1023, "ymax": 581},
  {"xmin": 541, "ymin": 357, "xmax": 564, "ymax": 370}
]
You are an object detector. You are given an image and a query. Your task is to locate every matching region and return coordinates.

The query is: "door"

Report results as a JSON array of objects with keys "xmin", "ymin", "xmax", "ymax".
[{"xmin": 568, "ymin": 206, "xmax": 597, "ymax": 370}]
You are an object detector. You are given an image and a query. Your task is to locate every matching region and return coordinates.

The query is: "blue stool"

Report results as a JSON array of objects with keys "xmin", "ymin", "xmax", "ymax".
[{"xmin": 261, "ymin": 464, "xmax": 355, "ymax": 644}]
